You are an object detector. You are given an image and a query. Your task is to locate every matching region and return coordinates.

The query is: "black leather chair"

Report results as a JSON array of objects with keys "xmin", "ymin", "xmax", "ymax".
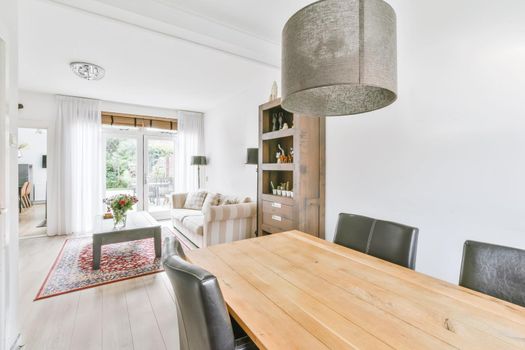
[
  {"xmin": 162, "ymin": 237, "xmax": 256, "ymax": 350},
  {"xmin": 459, "ymin": 240, "xmax": 525, "ymax": 307},
  {"xmin": 334, "ymin": 213, "xmax": 419, "ymax": 269}
]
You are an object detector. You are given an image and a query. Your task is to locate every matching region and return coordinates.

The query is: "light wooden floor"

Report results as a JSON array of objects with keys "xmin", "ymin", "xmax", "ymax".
[
  {"xmin": 18, "ymin": 235, "xmax": 180, "ymax": 350},
  {"xmin": 19, "ymin": 203, "xmax": 47, "ymax": 237}
]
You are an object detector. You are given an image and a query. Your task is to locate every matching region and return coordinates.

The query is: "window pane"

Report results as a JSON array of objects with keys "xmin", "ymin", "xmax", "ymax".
[
  {"xmin": 146, "ymin": 139, "xmax": 175, "ymax": 213},
  {"xmin": 105, "ymin": 137, "xmax": 138, "ymax": 200}
]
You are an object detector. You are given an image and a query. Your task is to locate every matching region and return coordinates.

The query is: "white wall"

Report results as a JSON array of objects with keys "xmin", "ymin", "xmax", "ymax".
[
  {"xmin": 17, "ymin": 128, "xmax": 47, "ymax": 201},
  {"xmin": 204, "ymin": 74, "xmax": 279, "ymax": 199},
  {"xmin": 203, "ymin": 0, "xmax": 525, "ymax": 284},
  {"xmin": 325, "ymin": 0, "xmax": 525, "ymax": 283},
  {"xmin": 0, "ymin": 0, "xmax": 18, "ymax": 348}
]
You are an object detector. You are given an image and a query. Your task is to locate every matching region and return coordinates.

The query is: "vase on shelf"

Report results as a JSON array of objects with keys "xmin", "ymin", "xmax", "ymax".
[{"xmin": 113, "ymin": 209, "xmax": 127, "ymax": 229}]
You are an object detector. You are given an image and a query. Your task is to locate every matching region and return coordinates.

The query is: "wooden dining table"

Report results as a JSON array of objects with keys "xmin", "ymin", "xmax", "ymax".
[{"xmin": 186, "ymin": 230, "xmax": 525, "ymax": 349}]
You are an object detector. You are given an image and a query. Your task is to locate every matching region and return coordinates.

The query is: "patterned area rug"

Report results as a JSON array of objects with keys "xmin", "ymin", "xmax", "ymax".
[{"xmin": 35, "ymin": 228, "xmax": 175, "ymax": 300}]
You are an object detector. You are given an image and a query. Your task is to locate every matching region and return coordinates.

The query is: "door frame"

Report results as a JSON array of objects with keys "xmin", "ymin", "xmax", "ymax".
[{"xmin": 0, "ymin": 37, "xmax": 8, "ymax": 350}]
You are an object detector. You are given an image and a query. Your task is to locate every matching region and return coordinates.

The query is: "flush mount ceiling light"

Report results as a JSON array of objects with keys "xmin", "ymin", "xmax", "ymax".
[
  {"xmin": 70, "ymin": 62, "xmax": 105, "ymax": 81},
  {"xmin": 282, "ymin": 0, "xmax": 397, "ymax": 116}
]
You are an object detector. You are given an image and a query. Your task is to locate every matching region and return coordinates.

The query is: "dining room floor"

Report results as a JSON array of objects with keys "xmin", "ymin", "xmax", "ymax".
[
  {"xmin": 19, "ymin": 203, "xmax": 47, "ymax": 238},
  {"xmin": 18, "ymin": 225, "xmax": 180, "ymax": 350}
]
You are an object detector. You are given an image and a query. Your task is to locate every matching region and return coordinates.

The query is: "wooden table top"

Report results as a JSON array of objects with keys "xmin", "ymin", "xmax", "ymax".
[{"xmin": 186, "ymin": 230, "xmax": 525, "ymax": 350}]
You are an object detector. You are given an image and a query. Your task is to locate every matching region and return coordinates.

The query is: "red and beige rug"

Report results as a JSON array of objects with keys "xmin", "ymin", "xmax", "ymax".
[{"xmin": 35, "ymin": 228, "xmax": 177, "ymax": 300}]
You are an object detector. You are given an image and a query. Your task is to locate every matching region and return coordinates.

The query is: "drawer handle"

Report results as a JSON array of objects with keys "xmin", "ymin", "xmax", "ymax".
[
  {"xmin": 271, "ymin": 202, "xmax": 282, "ymax": 208},
  {"xmin": 271, "ymin": 215, "xmax": 282, "ymax": 222}
]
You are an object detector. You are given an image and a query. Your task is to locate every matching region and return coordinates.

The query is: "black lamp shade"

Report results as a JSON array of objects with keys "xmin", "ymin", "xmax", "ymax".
[
  {"xmin": 191, "ymin": 156, "xmax": 207, "ymax": 166},
  {"xmin": 42, "ymin": 155, "xmax": 47, "ymax": 169},
  {"xmin": 246, "ymin": 148, "xmax": 258, "ymax": 165}
]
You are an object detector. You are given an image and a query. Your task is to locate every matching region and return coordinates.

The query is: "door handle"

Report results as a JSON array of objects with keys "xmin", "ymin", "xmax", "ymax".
[
  {"xmin": 271, "ymin": 202, "xmax": 282, "ymax": 209},
  {"xmin": 271, "ymin": 215, "xmax": 282, "ymax": 222}
]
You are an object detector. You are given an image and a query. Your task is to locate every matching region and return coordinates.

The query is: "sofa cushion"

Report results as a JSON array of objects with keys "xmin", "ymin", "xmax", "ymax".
[
  {"xmin": 183, "ymin": 191, "xmax": 208, "ymax": 210},
  {"xmin": 182, "ymin": 215, "xmax": 204, "ymax": 237},
  {"xmin": 172, "ymin": 209, "xmax": 203, "ymax": 222}
]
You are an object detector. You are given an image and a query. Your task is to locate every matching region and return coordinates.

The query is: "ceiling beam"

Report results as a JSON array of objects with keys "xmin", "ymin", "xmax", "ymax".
[{"xmin": 49, "ymin": 0, "xmax": 281, "ymax": 69}]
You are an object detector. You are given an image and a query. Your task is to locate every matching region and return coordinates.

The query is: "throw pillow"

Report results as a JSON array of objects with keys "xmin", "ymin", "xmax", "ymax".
[
  {"xmin": 183, "ymin": 191, "xmax": 208, "ymax": 210},
  {"xmin": 202, "ymin": 192, "xmax": 220, "ymax": 209}
]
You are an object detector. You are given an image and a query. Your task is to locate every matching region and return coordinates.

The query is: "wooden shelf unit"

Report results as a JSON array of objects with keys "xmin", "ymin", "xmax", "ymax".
[{"xmin": 257, "ymin": 99, "xmax": 326, "ymax": 239}]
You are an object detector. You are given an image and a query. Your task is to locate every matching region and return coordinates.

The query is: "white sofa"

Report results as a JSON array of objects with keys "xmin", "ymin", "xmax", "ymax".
[{"xmin": 171, "ymin": 192, "xmax": 257, "ymax": 248}]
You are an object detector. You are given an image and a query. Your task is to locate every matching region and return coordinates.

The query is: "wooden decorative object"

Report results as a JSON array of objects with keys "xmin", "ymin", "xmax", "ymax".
[{"xmin": 257, "ymin": 99, "xmax": 325, "ymax": 238}]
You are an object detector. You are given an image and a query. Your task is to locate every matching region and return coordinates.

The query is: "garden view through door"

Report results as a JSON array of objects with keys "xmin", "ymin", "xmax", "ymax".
[
  {"xmin": 144, "ymin": 136, "xmax": 175, "ymax": 219},
  {"xmin": 104, "ymin": 131, "xmax": 176, "ymax": 220}
]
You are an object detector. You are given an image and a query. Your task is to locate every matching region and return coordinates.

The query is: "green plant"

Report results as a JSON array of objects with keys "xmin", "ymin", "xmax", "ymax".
[{"xmin": 104, "ymin": 194, "xmax": 139, "ymax": 228}]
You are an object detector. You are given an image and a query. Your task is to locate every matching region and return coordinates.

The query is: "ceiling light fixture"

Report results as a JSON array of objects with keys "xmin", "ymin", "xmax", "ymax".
[
  {"xmin": 281, "ymin": 0, "xmax": 397, "ymax": 116},
  {"xmin": 70, "ymin": 62, "xmax": 105, "ymax": 81}
]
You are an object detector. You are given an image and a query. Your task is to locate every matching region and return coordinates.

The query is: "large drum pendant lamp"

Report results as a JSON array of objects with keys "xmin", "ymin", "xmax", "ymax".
[{"xmin": 282, "ymin": 0, "xmax": 397, "ymax": 116}]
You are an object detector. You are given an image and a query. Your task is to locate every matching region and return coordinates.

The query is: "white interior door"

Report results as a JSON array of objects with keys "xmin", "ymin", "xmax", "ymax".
[{"xmin": 144, "ymin": 135, "xmax": 176, "ymax": 220}]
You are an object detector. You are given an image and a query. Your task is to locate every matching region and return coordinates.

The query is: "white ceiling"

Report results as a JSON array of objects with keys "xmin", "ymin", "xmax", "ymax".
[
  {"xmin": 155, "ymin": 0, "xmax": 310, "ymax": 43},
  {"xmin": 18, "ymin": 0, "xmax": 311, "ymax": 112}
]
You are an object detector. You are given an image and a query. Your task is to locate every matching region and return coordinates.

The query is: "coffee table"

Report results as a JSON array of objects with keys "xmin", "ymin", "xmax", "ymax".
[{"xmin": 92, "ymin": 211, "xmax": 162, "ymax": 270}]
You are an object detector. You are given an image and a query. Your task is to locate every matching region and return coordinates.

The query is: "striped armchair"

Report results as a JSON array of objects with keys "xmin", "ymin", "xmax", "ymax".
[{"xmin": 171, "ymin": 192, "xmax": 257, "ymax": 248}]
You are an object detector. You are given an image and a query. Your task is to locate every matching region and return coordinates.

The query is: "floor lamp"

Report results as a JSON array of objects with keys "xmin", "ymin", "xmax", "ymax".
[
  {"xmin": 191, "ymin": 156, "xmax": 207, "ymax": 189},
  {"xmin": 246, "ymin": 148, "xmax": 258, "ymax": 236}
]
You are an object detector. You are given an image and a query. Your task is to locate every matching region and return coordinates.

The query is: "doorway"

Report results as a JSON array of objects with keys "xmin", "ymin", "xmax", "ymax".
[
  {"xmin": 103, "ymin": 127, "xmax": 176, "ymax": 220},
  {"xmin": 17, "ymin": 127, "xmax": 47, "ymax": 237}
]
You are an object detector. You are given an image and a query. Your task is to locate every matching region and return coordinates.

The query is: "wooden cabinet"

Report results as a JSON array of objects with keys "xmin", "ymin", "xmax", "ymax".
[{"xmin": 257, "ymin": 99, "xmax": 325, "ymax": 238}]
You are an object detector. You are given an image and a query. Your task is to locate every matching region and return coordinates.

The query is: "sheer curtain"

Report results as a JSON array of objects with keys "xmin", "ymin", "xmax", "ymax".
[
  {"xmin": 47, "ymin": 96, "xmax": 102, "ymax": 236},
  {"xmin": 175, "ymin": 111, "xmax": 204, "ymax": 193}
]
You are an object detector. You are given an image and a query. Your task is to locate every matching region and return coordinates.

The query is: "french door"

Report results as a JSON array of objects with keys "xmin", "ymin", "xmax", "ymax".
[{"xmin": 103, "ymin": 129, "xmax": 176, "ymax": 220}]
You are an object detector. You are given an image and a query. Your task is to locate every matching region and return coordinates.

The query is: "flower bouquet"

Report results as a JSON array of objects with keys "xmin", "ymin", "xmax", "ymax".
[{"xmin": 103, "ymin": 194, "xmax": 139, "ymax": 229}]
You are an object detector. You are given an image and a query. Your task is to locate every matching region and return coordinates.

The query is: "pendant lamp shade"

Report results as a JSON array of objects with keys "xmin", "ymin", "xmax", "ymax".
[{"xmin": 282, "ymin": 0, "xmax": 397, "ymax": 116}]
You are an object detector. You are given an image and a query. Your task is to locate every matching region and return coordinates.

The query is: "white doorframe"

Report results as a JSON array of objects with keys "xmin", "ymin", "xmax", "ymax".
[{"xmin": 0, "ymin": 37, "xmax": 8, "ymax": 350}]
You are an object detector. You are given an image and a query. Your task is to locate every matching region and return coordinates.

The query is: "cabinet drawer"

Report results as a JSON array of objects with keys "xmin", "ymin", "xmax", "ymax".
[
  {"xmin": 262, "ymin": 201, "xmax": 294, "ymax": 220},
  {"xmin": 261, "ymin": 224, "xmax": 285, "ymax": 235},
  {"xmin": 262, "ymin": 213, "xmax": 295, "ymax": 232}
]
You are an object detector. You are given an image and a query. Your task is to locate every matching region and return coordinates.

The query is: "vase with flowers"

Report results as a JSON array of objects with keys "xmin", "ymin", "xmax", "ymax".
[{"xmin": 104, "ymin": 194, "xmax": 138, "ymax": 229}]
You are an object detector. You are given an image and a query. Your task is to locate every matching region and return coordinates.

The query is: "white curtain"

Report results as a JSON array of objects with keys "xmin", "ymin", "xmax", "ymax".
[
  {"xmin": 175, "ymin": 111, "xmax": 204, "ymax": 193},
  {"xmin": 48, "ymin": 96, "xmax": 102, "ymax": 235}
]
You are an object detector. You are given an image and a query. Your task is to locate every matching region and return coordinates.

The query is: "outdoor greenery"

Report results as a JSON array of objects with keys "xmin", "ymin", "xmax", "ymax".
[{"xmin": 105, "ymin": 138, "xmax": 174, "ymax": 190}]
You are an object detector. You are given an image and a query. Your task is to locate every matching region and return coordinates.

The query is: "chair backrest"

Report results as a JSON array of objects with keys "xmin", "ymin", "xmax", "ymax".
[
  {"xmin": 26, "ymin": 181, "xmax": 32, "ymax": 194},
  {"xmin": 459, "ymin": 240, "xmax": 525, "ymax": 307},
  {"xmin": 334, "ymin": 213, "xmax": 419, "ymax": 269},
  {"xmin": 21, "ymin": 181, "xmax": 29, "ymax": 196},
  {"xmin": 162, "ymin": 237, "xmax": 235, "ymax": 350}
]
